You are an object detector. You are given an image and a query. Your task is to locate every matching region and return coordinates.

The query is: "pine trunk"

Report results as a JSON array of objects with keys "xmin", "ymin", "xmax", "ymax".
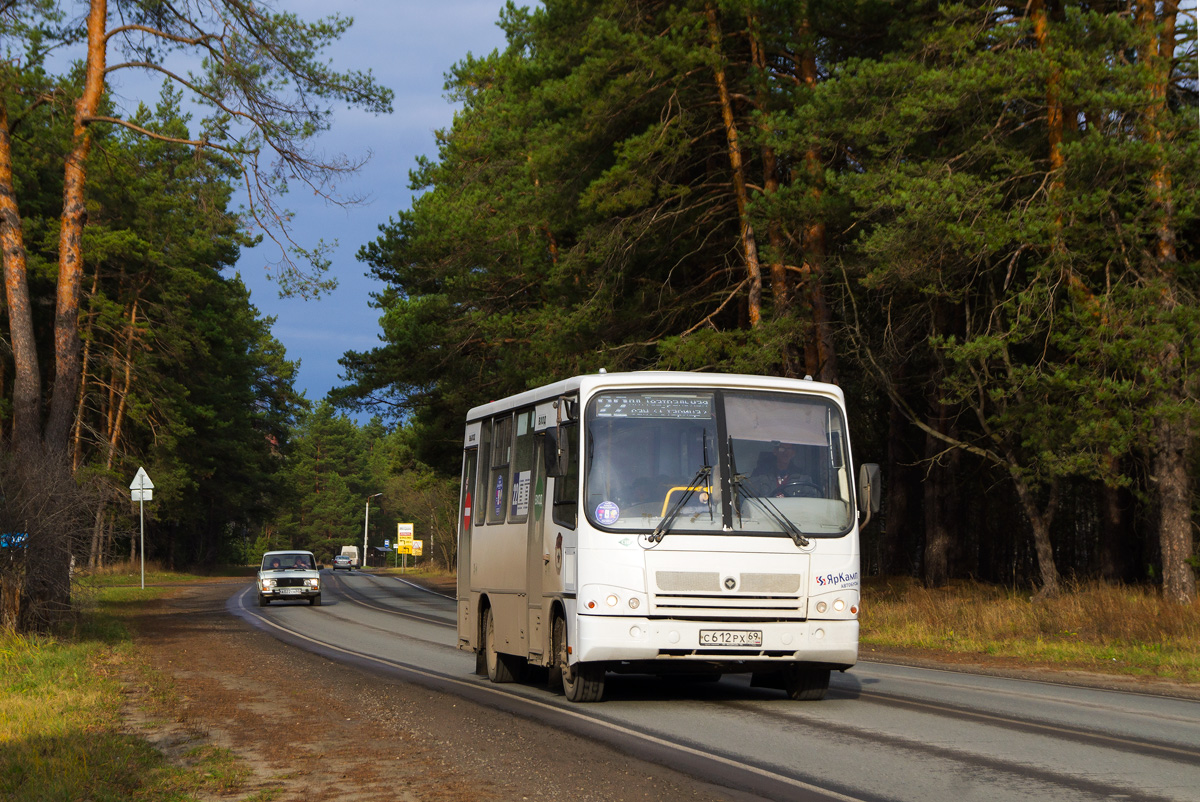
[
  {"xmin": 0, "ymin": 104, "xmax": 42, "ymax": 456},
  {"xmin": 798, "ymin": 15, "xmax": 836, "ymax": 383},
  {"xmin": 922, "ymin": 406, "xmax": 954, "ymax": 588},
  {"xmin": 1006, "ymin": 455, "xmax": 1062, "ymax": 597},
  {"xmin": 706, "ymin": 5, "xmax": 762, "ymax": 328},
  {"xmin": 47, "ymin": 0, "xmax": 108, "ymax": 454},
  {"xmin": 883, "ymin": 396, "xmax": 916, "ymax": 575},
  {"xmin": 1139, "ymin": 1, "xmax": 1194, "ymax": 603}
]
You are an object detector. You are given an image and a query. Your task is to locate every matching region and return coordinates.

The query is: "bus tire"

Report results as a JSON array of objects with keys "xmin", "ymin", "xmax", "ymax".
[
  {"xmin": 548, "ymin": 616, "xmax": 566, "ymax": 692},
  {"xmin": 554, "ymin": 616, "xmax": 604, "ymax": 702},
  {"xmin": 782, "ymin": 665, "xmax": 830, "ymax": 701},
  {"xmin": 483, "ymin": 607, "xmax": 521, "ymax": 683}
]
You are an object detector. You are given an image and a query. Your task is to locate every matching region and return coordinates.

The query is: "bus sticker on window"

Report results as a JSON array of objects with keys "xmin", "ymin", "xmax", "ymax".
[
  {"xmin": 595, "ymin": 501, "xmax": 620, "ymax": 526},
  {"xmin": 493, "ymin": 475, "xmax": 505, "ymax": 518},
  {"xmin": 512, "ymin": 470, "xmax": 531, "ymax": 517}
]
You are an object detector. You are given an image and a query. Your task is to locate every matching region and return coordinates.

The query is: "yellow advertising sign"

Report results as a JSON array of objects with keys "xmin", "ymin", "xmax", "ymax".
[{"xmin": 396, "ymin": 523, "xmax": 415, "ymax": 554}]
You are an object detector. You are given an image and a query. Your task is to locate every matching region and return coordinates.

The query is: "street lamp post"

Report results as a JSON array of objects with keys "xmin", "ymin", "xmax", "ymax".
[{"xmin": 363, "ymin": 492, "xmax": 382, "ymax": 568}]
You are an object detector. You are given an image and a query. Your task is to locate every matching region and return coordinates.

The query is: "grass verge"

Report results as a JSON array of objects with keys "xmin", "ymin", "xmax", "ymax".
[
  {"xmin": 861, "ymin": 577, "xmax": 1200, "ymax": 683},
  {"xmin": 0, "ymin": 582, "xmax": 261, "ymax": 802}
]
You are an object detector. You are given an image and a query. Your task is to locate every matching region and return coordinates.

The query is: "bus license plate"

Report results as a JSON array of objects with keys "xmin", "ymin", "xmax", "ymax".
[{"xmin": 699, "ymin": 629, "xmax": 762, "ymax": 647}]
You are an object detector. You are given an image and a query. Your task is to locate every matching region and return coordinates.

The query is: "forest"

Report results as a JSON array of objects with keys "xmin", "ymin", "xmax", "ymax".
[
  {"xmin": 1, "ymin": 1, "xmax": 1197, "ymax": 634},
  {"xmin": 336, "ymin": 0, "xmax": 1199, "ymax": 603}
]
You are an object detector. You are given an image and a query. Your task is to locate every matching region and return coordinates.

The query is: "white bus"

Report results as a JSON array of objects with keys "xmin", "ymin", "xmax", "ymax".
[{"xmin": 456, "ymin": 371, "xmax": 879, "ymax": 702}]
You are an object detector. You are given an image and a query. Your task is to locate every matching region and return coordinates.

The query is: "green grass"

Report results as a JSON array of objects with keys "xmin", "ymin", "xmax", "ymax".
[
  {"xmin": 80, "ymin": 560, "xmax": 254, "ymax": 587},
  {"xmin": 861, "ymin": 577, "xmax": 1200, "ymax": 683},
  {"xmin": 0, "ymin": 583, "xmax": 262, "ymax": 801}
]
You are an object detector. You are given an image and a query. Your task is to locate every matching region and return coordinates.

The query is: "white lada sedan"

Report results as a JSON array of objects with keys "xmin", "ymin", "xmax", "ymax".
[{"xmin": 256, "ymin": 550, "xmax": 322, "ymax": 606}]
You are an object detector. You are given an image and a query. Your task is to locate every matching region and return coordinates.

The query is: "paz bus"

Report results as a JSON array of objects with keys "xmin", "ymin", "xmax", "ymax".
[{"xmin": 455, "ymin": 370, "xmax": 879, "ymax": 702}]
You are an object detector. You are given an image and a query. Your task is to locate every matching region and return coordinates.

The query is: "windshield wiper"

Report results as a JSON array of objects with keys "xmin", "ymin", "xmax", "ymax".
[
  {"xmin": 647, "ymin": 463, "xmax": 712, "ymax": 544},
  {"xmin": 728, "ymin": 437, "xmax": 810, "ymax": 548}
]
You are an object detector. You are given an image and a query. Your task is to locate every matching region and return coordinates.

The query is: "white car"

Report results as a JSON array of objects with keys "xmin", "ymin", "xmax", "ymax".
[
  {"xmin": 331, "ymin": 554, "xmax": 354, "ymax": 571},
  {"xmin": 257, "ymin": 550, "xmax": 321, "ymax": 606}
]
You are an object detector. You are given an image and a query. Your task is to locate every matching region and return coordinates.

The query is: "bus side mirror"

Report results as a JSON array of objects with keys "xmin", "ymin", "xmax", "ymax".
[{"xmin": 857, "ymin": 463, "xmax": 881, "ymax": 528}]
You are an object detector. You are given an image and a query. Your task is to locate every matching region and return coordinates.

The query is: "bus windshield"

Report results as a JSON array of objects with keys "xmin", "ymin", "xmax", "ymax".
[{"xmin": 584, "ymin": 389, "xmax": 854, "ymax": 537}]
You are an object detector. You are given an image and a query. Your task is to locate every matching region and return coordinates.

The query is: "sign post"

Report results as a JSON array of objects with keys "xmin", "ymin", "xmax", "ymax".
[{"xmin": 129, "ymin": 467, "xmax": 154, "ymax": 589}]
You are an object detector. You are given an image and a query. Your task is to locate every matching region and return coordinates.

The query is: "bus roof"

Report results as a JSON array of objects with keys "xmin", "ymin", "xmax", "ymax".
[{"xmin": 464, "ymin": 370, "xmax": 844, "ymax": 422}]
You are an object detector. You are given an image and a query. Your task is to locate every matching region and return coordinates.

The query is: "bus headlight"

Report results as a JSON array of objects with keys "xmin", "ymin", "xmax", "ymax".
[
  {"xmin": 811, "ymin": 591, "xmax": 859, "ymax": 619},
  {"xmin": 580, "ymin": 584, "xmax": 646, "ymax": 615}
]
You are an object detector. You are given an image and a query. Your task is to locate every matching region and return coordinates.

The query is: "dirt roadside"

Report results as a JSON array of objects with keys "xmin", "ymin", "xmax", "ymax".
[
  {"xmin": 119, "ymin": 578, "xmax": 747, "ymax": 802},
  {"xmin": 118, "ymin": 577, "xmax": 1199, "ymax": 802}
]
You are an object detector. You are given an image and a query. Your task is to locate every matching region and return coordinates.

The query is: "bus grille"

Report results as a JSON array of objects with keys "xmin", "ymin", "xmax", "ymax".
[{"xmin": 652, "ymin": 570, "xmax": 806, "ymax": 619}]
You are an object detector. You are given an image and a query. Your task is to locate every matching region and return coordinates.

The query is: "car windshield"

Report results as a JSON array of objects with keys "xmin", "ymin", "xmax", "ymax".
[
  {"xmin": 584, "ymin": 389, "xmax": 854, "ymax": 537},
  {"xmin": 262, "ymin": 553, "xmax": 313, "ymax": 570}
]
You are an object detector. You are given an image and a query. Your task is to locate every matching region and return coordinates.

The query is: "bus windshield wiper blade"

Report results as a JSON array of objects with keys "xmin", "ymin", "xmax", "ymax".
[
  {"xmin": 734, "ymin": 480, "xmax": 810, "ymax": 547},
  {"xmin": 648, "ymin": 464, "xmax": 711, "ymax": 544},
  {"xmin": 727, "ymin": 440, "xmax": 809, "ymax": 548}
]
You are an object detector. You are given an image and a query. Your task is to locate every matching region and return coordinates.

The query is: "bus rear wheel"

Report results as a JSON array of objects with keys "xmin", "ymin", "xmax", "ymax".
[
  {"xmin": 483, "ymin": 607, "xmax": 523, "ymax": 683},
  {"xmin": 553, "ymin": 615, "xmax": 604, "ymax": 702},
  {"xmin": 782, "ymin": 665, "xmax": 830, "ymax": 701}
]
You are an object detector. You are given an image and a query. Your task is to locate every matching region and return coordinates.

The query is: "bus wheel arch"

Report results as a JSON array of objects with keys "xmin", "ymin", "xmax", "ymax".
[
  {"xmin": 482, "ymin": 602, "xmax": 524, "ymax": 683},
  {"xmin": 551, "ymin": 610, "xmax": 604, "ymax": 702}
]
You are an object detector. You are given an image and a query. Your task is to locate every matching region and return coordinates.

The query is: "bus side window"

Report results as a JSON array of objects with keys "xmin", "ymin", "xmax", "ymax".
[
  {"xmin": 552, "ymin": 422, "xmax": 578, "ymax": 529},
  {"xmin": 509, "ymin": 409, "xmax": 535, "ymax": 523},
  {"xmin": 487, "ymin": 414, "xmax": 513, "ymax": 524},
  {"xmin": 461, "ymin": 449, "xmax": 477, "ymax": 534},
  {"xmin": 476, "ymin": 420, "xmax": 492, "ymax": 527}
]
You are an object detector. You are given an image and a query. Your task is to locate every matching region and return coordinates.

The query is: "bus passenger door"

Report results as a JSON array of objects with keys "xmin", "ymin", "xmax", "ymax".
[
  {"xmin": 457, "ymin": 447, "xmax": 477, "ymax": 651},
  {"xmin": 545, "ymin": 421, "xmax": 579, "ymax": 597},
  {"xmin": 526, "ymin": 437, "xmax": 547, "ymax": 660}
]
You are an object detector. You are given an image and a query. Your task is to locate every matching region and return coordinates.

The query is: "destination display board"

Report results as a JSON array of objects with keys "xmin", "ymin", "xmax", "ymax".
[{"xmin": 593, "ymin": 393, "xmax": 714, "ymax": 419}]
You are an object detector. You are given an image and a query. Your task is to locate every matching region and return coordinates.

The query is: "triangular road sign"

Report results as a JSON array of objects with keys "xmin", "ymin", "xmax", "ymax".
[{"xmin": 129, "ymin": 466, "xmax": 154, "ymax": 490}]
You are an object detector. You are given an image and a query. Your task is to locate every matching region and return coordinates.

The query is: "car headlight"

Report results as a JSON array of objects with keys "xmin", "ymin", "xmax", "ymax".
[
  {"xmin": 306, "ymin": 578, "xmax": 320, "ymax": 588},
  {"xmin": 261, "ymin": 579, "xmax": 276, "ymax": 589}
]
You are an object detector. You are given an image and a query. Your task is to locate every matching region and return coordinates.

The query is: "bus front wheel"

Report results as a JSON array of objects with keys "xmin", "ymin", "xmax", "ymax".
[
  {"xmin": 553, "ymin": 616, "xmax": 604, "ymax": 702},
  {"xmin": 782, "ymin": 665, "xmax": 830, "ymax": 701}
]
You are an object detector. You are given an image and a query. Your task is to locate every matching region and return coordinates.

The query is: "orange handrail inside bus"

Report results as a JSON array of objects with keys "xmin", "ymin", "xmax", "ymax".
[{"xmin": 660, "ymin": 486, "xmax": 713, "ymax": 517}]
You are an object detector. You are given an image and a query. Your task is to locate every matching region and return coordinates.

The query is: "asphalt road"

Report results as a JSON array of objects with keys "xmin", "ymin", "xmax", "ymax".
[{"xmin": 229, "ymin": 570, "xmax": 1200, "ymax": 802}]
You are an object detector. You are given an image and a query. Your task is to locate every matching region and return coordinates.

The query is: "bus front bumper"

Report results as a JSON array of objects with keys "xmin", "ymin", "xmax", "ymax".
[{"xmin": 574, "ymin": 615, "xmax": 858, "ymax": 668}]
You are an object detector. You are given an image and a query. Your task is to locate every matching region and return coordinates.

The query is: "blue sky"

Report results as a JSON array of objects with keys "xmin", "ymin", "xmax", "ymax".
[{"xmin": 234, "ymin": 1, "xmax": 511, "ymax": 411}]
